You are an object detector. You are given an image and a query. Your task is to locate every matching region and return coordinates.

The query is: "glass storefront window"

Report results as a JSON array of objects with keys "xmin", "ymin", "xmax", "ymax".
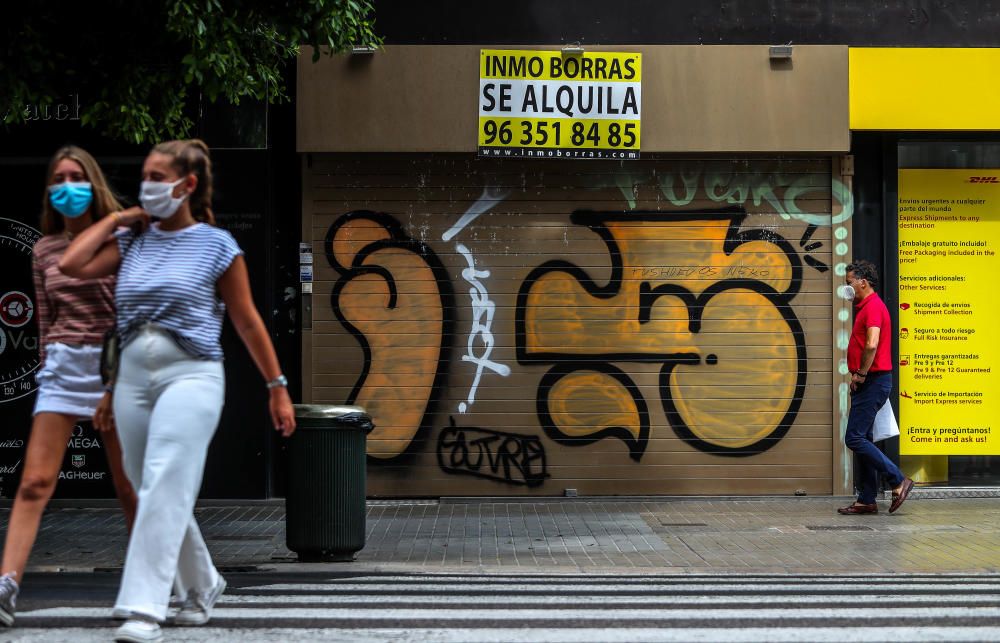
[{"xmin": 899, "ymin": 142, "xmax": 1000, "ymax": 170}]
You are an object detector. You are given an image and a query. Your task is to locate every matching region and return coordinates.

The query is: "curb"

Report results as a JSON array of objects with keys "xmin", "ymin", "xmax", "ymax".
[
  {"xmin": 27, "ymin": 563, "xmax": 1000, "ymax": 576},
  {"xmin": 4, "ymin": 493, "xmax": 996, "ymax": 510}
]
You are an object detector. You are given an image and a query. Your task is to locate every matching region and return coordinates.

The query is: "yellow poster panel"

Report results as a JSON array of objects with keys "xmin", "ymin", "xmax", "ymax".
[
  {"xmin": 898, "ymin": 169, "xmax": 1000, "ymax": 455},
  {"xmin": 479, "ymin": 49, "xmax": 641, "ymax": 159},
  {"xmin": 480, "ymin": 49, "xmax": 642, "ymax": 82},
  {"xmin": 477, "ymin": 117, "xmax": 640, "ymax": 152}
]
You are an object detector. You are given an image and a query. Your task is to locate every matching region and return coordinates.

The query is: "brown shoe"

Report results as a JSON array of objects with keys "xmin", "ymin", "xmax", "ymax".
[
  {"xmin": 889, "ymin": 477, "xmax": 915, "ymax": 513},
  {"xmin": 837, "ymin": 502, "xmax": 878, "ymax": 515}
]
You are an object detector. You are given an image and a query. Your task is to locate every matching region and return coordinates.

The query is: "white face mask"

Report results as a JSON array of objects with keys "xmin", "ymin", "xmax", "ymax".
[
  {"xmin": 839, "ymin": 284, "xmax": 856, "ymax": 301},
  {"xmin": 140, "ymin": 178, "xmax": 188, "ymax": 219}
]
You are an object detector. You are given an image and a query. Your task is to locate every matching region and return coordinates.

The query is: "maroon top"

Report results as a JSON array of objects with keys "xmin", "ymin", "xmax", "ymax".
[
  {"xmin": 32, "ymin": 234, "xmax": 116, "ymax": 361},
  {"xmin": 849, "ymin": 291, "xmax": 892, "ymax": 374}
]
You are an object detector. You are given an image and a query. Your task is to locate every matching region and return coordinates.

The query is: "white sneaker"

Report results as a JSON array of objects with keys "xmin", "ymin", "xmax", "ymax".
[
  {"xmin": 114, "ymin": 618, "xmax": 163, "ymax": 642},
  {"xmin": 116, "ymin": 594, "xmax": 183, "ymax": 620},
  {"xmin": 0, "ymin": 573, "xmax": 18, "ymax": 626},
  {"xmin": 173, "ymin": 576, "xmax": 226, "ymax": 626}
]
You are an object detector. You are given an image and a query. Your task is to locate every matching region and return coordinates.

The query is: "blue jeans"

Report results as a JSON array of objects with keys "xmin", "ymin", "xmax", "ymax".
[{"xmin": 845, "ymin": 373, "xmax": 904, "ymax": 504}]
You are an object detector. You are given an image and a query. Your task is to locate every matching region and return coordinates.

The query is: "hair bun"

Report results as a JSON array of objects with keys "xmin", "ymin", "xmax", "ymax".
[{"xmin": 187, "ymin": 139, "xmax": 211, "ymax": 157}]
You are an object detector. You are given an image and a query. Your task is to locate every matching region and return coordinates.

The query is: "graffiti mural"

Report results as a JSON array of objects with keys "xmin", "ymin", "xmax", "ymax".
[
  {"xmin": 517, "ymin": 208, "xmax": 807, "ymax": 459},
  {"xmin": 315, "ymin": 158, "xmax": 842, "ymax": 495},
  {"xmin": 325, "ymin": 211, "xmax": 454, "ymax": 459},
  {"xmin": 446, "ymin": 186, "xmax": 513, "ymax": 414},
  {"xmin": 454, "ymin": 242, "xmax": 510, "ymax": 414},
  {"xmin": 599, "ymin": 163, "xmax": 854, "ymax": 226},
  {"xmin": 437, "ymin": 417, "xmax": 548, "ymax": 487}
]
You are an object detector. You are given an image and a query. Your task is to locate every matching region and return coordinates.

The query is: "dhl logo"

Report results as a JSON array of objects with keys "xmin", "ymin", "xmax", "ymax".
[{"xmin": 968, "ymin": 176, "xmax": 1000, "ymax": 183}]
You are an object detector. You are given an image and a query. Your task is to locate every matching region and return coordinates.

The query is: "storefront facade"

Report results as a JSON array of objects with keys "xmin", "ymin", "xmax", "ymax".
[
  {"xmin": 0, "ymin": 97, "xmax": 300, "ymax": 500},
  {"xmin": 297, "ymin": 45, "xmax": 854, "ymax": 496},
  {"xmin": 849, "ymin": 48, "xmax": 1000, "ymax": 489},
  {"xmin": 4, "ymin": 2, "xmax": 995, "ymax": 500}
]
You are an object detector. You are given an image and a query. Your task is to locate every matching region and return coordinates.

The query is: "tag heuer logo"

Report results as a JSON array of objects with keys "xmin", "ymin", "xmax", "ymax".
[{"xmin": 71, "ymin": 455, "xmax": 85, "ymax": 469}]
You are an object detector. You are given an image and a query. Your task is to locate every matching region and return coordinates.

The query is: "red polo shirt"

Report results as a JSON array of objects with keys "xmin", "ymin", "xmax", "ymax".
[{"xmin": 849, "ymin": 291, "xmax": 892, "ymax": 373}]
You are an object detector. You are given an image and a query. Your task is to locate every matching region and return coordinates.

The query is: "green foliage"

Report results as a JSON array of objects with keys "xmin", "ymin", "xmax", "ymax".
[{"xmin": 1, "ymin": 1, "xmax": 380, "ymax": 144}]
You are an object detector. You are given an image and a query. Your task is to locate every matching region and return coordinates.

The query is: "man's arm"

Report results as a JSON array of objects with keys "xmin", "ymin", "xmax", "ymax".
[
  {"xmin": 850, "ymin": 325, "xmax": 881, "ymax": 392},
  {"xmin": 857, "ymin": 326, "xmax": 881, "ymax": 376}
]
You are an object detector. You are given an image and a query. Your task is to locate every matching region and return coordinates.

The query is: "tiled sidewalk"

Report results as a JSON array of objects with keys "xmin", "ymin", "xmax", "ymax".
[{"xmin": 3, "ymin": 496, "xmax": 999, "ymax": 574}]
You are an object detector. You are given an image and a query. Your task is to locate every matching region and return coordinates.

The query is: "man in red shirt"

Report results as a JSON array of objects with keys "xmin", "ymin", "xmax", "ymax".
[{"xmin": 839, "ymin": 260, "xmax": 914, "ymax": 515}]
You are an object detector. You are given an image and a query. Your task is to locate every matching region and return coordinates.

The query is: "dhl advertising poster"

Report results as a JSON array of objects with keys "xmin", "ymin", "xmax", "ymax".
[{"xmin": 898, "ymin": 169, "xmax": 1000, "ymax": 455}]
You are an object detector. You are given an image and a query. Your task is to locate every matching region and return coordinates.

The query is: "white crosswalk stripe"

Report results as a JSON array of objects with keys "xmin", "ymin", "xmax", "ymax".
[{"xmin": 10, "ymin": 573, "xmax": 1000, "ymax": 642}]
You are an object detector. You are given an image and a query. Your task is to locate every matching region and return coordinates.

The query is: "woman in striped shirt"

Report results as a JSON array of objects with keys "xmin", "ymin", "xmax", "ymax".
[
  {"xmin": 0, "ymin": 146, "xmax": 138, "ymax": 626},
  {"xmin": 60, "ymin": 139, "xmax": 295, "ymax": 643}
]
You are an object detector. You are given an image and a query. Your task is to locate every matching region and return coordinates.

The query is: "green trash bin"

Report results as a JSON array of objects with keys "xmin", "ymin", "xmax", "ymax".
[{"xmin": 286, "ymin": 404, "xmax": 374, "ymax": 562}]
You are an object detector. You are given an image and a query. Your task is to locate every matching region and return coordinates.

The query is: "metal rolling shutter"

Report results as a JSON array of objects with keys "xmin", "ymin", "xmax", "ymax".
[{"xmin": 307, "ymin": 154, "xmax": 836, "ymax": 496}]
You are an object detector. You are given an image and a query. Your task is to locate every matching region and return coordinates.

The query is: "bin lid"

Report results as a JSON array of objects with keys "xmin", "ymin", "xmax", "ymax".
[{"xmin": 293, "ymin": 404, "xmax": 367, "ymax": 419}]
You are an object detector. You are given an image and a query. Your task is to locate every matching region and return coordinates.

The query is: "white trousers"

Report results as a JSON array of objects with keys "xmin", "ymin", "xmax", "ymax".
[{"xmin": 112, "ymin": 325, "xmax": 224, "ymax": 621}]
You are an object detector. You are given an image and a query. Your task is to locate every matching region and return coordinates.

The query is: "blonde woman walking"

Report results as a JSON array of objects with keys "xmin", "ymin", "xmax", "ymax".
[
  {"xmin": 60, "ymin": 139, "xmax": 295, "ymax": 642},
  {"xmin": 0, "ymin": 146, "xmax": 138, "ymax": 626}
]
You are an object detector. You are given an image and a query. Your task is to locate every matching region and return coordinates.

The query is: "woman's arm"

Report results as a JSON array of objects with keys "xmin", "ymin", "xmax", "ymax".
[
  {"xmin": 93, "ymin": 391, "xmax": 116, "ymax": 433},
  {"xmin": 218, "ymin": 255, "xmax": 296, "ymax": 436},
  {"xmin": 59, "ymin": 207, "xmax": 147, "ymax": 278},
  {"xmin": 31, "ymin": 251, "xmax": 52, "ymax": 362}
]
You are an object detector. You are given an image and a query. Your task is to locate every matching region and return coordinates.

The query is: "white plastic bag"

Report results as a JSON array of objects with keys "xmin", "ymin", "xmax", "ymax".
[{"xmin": 873, "ymin": 398, "xmax": 900, "ymax": 442}]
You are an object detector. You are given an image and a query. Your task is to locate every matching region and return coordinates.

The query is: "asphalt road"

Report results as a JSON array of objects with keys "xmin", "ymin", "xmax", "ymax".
[{"xmin": 5, "ymin": 571, "xmax": 1000, "ymax": 641}]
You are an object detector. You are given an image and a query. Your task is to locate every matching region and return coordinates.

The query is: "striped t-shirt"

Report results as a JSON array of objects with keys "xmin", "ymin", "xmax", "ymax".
[
  {"xmin": 115, "ymin": 222, "xmax": 243, "ymax": 360},
  {"xmin": 32, "ymin": 234, "xmax": 116, "ymax": 361}
]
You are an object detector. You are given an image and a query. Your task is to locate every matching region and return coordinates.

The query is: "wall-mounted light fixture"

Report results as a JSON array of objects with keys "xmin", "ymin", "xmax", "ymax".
[
  {"xmin": 351, "ymin": 45, "xmax": 377, "ymax": 55},
  {"xmin": 768, "ymin": 44, "xmax": 793, "ymax": 60},
  {"xmin": 561, "ymin": 43, "xmax": 585, "ymax": 55}
]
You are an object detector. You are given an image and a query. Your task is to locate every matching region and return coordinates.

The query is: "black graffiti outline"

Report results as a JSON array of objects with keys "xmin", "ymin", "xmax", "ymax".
[
  {"xmin": 325, "ymin": 210, "xmax": 455, "ymax": 461},
  {"xmin": 646, "ymin": 279, "xmax": 807, "ymax": 457},
  {"xmin": 437, "ymin": 417, "xmax": 549, "ymax": 487},
  {"xmin": 515, "ymin": 207, "xmax": 808, "ymax": 458},
  {"xmin": 537, "ymin": 362, "xmax": 650, "ymax": 461},
  {"xmin": 799, "ymin": 224, "xmax": 830, "ymax": 273}
]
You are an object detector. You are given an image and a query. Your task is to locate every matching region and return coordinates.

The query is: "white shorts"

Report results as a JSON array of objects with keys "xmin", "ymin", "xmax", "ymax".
[{"xmin": 33, "ymin": 343, "xmax": 105, "ymax": 419}]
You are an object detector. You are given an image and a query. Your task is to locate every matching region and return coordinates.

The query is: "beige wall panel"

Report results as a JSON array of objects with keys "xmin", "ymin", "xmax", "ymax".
[
  {"xmin": 298, "ymin": 46, "xmax": 848, "ymax": 153},
  {"xmin": 305, "ymin": 154, "xmax": 840, "ymax": 496}
]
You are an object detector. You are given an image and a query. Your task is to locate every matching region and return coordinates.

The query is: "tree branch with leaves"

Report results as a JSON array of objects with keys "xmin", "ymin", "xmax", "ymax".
[{"xmin": 1, "ymin": 1, "xmax": 380, "ymax": 143}]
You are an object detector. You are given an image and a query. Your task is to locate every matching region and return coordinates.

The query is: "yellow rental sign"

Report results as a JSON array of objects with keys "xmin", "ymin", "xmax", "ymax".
[
  {"xmin": 898, "ymin": 169, "xmax": 1000, "ymax": 455},
  {"xmin": 478, "ymin": 49, "xmax": 641, "ymax": 160}
]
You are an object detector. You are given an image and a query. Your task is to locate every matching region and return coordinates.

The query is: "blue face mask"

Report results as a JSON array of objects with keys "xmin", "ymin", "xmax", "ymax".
[{"xmin": 48, "ymin": 182, "xmax": 93, "ymax": 218}]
